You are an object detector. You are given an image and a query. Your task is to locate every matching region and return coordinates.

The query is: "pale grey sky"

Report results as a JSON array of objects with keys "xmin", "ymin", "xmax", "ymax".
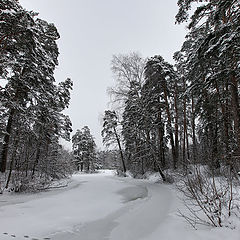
[{"xmin": 20, "ymin": 0, "xmax": 187, "ymax": 149}]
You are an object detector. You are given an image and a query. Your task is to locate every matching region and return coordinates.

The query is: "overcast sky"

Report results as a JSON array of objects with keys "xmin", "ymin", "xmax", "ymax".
[{"xmin": 20, "ymin": 0, "xmax": 187, "ymax": 150}]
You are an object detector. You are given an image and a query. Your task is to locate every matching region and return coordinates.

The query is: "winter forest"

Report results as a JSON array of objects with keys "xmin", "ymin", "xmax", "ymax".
[{"xmin": 0, "ymin": 0, "xmax": 240, "ymax": 240}]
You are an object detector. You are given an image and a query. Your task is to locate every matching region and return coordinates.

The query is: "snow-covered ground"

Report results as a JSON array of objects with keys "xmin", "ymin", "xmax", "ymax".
[{"xmin": 0, "ymin": 170, "xmax": 239, "ymax": 240}]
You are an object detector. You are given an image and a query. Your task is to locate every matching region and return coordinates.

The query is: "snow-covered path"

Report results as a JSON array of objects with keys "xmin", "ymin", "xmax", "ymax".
[
  {"xmin": 51, "ymin": 174, "xmax": 172, "ymax": 240},
  {"xmin": 0, "ymin": 170, "xmax": 239, "ymax": 240},
  {"xmin": 0, "ymin": 171, "xmax": 172, "ymax": 240}
]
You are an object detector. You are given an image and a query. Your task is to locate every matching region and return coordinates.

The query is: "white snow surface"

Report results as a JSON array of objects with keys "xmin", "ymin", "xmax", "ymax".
[{"xmin": 0, "ymin": 170, "xmax": 239, "ymax": 240}]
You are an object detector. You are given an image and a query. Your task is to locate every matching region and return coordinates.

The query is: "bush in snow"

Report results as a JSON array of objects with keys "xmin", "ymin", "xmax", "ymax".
[{"xmin": 177, "ymin": 165, "xmax": 240, "ymax": 229}]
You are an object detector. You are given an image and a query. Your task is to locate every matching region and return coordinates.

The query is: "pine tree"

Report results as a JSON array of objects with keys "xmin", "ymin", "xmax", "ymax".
[
  {"xmin": 176, "ymin": 0, "xmax": 240, "ymax": 169},
  {"xmin": 0, "ymin": 1, "xmax": 73, "ymax": 191},
  {"xmin": 72, "ymin": 126, "xmax": 96, "ymax": 172},
  {"xmin": 144, "ymin": 55, "xmax": 178, "ymax": 169},
  {"xmin": 0, "ymin": 3, "xmax": 61, "ymax": 172}
]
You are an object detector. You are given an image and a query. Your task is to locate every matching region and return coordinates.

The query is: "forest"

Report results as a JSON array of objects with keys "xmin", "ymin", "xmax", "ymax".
[
  {"xmin": 0, "ymin": 0, "xmax": 240, "ymax": 234},
  {"xmin": 0, "ymin": 0, "xmax": 74, "ymax": 191},
  {"xmin": 101, "ymin": 1, "xmax": 240, "ymax": 182}
]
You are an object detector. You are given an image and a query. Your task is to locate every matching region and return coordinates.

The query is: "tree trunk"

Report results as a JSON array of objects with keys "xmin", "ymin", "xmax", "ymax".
[
  {"xmin": 191, "ymin": 95, "xmax": 197, "ymax": 162},
  {"xmin": 0, "ymin": 108, "xmax": 15, "ymax": 173},
  {"xmin": 146, "ymin": 133, "xmax": 166, "ymax": 182},
  {"xmin": 6, "ymin": 130, "xmax": 20, "ymax": 188},
  {"xmin": 230, "ymin": 74, "xmax": 240, "ymax": 155},
  {"xmin": 156, "ymin": 163, "xmax": 166, "ymax": 182},
  {"xmin": 186, "ymin": 129, "xmax": 190, "ymax": 161},
  {"xmin": 114, "ymin": 127, "xmax": 126, "ymax": 173},
  {"xmin": 174, "ymin": 81, "xmax": 179, "ymax": 164},
  {"xmin": 214, "ymin": 80, "xmax": 231, "ymax": 165},
  {"xmin": 32, "ymin": 143, "xmax": 41, "ymax": 177},
  {"xmin": 163, "ymin": 85, "xmax": 177, "ymax": 168},
  {"xmin": 183, "ymin": 93, "xmax": 187, "ymax": 167},
  {"xmin": 157, "ymin": 111, "xmax": 165, "ymax": 168},
  {"xmin": 183, "ymin": 124, "xmax": 186, "ymax": 166}
]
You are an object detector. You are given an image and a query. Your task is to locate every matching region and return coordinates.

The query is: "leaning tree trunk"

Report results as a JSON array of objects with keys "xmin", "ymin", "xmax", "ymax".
[{"xmin": 114, "ymin": 127, "xmax": 126, "ymax": 173}]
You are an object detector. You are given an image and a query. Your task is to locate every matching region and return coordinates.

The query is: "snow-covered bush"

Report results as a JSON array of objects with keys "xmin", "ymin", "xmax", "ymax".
[
  {"xmin": 0, "ymin": 146, "xmax": 75, "ymax": 193},
  {"xmin": 177, "ymin": 165, "xmax": 240, "ymax": 228}
]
